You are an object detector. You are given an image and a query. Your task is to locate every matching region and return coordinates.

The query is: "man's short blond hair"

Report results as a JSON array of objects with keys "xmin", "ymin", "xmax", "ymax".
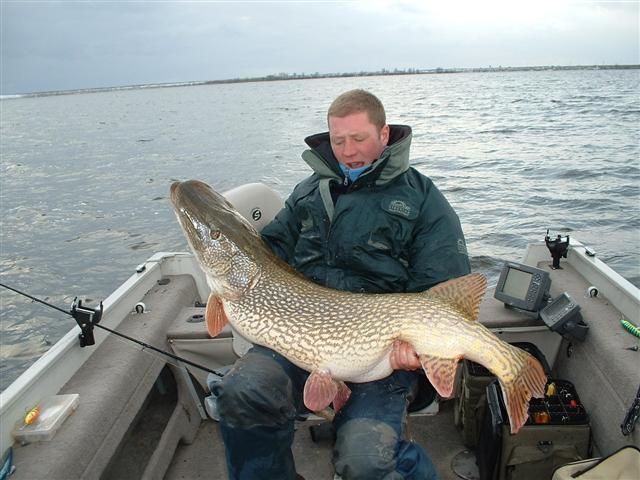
[{"xmin": 327, "ymin": 89, "xmax": 386, "ymax": 130}]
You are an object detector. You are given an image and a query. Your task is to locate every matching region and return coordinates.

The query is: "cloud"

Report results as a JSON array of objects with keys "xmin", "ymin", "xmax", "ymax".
[{"xmin": 1, "ymin": 0, "xmax": 638, "ymax": 94}]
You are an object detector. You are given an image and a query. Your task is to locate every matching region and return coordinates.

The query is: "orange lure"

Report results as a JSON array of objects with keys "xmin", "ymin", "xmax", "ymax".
[{"xmin": 24, "ymin": 406, "xmax": 40, "ymax": 425}]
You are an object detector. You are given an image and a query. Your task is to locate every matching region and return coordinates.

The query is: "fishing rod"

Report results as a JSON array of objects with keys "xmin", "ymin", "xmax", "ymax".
[{"xmin": 0, "ymin": 282, "xmax": 223, "ymax": 377}]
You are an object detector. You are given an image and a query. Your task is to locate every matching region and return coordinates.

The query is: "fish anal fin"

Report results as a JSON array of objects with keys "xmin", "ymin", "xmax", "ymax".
[
  {"xmin": 333, "ymin": 381, "xmax": 351, "ymax": 413},
  {"xmin": 499, "ymin": 349, "xmax": 548, "ymax": 434},
  {"xmin": 304, "ymin": 369, "xmax": 339, "ymax": 412},
  {"xmin": 419, "ymin": 354, "xmax": 460, "ymax": 398},
  {"xmin": 205, "ymin": 293, "xmax": 229, "ymax": 337},
  {"xmin": 427, "ymin": 273, "xmax": 487, "ymax": 321}
]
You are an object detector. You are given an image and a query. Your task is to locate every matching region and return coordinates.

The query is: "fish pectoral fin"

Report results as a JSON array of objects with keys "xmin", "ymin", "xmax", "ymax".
[
  {"xmin": 419, "ymin": 354, "xmax": 460, "ymax": 398},
  {"xmin": 205, "ymin": 293, "xmax": 229, "ymax": 337},
  {"xmin": 304, "ymin": 369, "xmax": 342, "ymax": 412}
]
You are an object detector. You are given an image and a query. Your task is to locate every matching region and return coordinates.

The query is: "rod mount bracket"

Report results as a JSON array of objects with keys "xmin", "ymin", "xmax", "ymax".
[{"xmin": 71, "ymin": 299, "xmax": 103, "ymax": 347}]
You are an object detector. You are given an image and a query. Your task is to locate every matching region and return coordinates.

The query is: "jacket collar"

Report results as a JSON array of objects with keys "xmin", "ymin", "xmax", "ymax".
[{"xmin": 301, "ymin": 125, "xmax": 412, "ymax": 186}]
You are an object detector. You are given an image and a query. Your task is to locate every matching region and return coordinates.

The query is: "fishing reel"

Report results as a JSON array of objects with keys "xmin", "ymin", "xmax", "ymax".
[{"xmin": 71, "ymin": 298, "xmax": 103, "ymax": 347}]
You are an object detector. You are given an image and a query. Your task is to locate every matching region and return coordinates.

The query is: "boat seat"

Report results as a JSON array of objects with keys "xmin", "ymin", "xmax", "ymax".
[
  {"xmin": 11, "ymin": 275, "xmax": 203, "ymax": 480},
  {"xmin": 223, "ymin": 182, "xmax": 285, "ymax": 233},
  {"xmin": 167, "ymin": 306, "xmax": 240, "ymax": 391}
]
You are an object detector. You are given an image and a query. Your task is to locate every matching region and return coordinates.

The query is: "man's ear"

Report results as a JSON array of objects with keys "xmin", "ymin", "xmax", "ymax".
[{"xmin": 380, "ymin": 124, "xmax": 390, "ymax": 146}]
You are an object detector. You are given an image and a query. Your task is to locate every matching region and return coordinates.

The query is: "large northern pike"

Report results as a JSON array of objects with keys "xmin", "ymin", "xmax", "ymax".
[{"xmin": 170, "ymin": 179, "xmax": 547, "ymax": 433}]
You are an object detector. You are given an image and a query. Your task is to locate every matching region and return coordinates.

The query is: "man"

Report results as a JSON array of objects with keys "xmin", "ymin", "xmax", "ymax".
[{"xmin": 215, "ymin": 89, "xmax": 470, "ymax": 479}]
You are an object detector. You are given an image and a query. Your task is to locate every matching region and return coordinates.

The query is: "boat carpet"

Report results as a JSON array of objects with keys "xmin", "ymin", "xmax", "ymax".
[{"xmin": 165, "ymin": 399, "xmax": 469, "ymax": 480}]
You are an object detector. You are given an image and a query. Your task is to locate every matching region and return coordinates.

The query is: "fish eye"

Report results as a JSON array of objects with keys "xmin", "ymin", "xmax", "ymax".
[{"xmin": 210, "ymin": 229, "xmax": 221, "ymax": 240}]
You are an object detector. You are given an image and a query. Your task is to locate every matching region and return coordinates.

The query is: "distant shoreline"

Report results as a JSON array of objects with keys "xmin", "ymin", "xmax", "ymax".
[{"xmin": 3, "ymin": 64, "xmax": 638, "ymax": 99}]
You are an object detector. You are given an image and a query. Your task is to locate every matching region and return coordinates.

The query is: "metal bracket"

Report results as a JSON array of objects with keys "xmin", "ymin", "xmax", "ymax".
[
  {"xmin": 621, "ymin": 384, "xmax": 640, "ymax": 436},
  {"xmin": 71, "ymin": 299, "xmax": 103, "ymax": 347}
]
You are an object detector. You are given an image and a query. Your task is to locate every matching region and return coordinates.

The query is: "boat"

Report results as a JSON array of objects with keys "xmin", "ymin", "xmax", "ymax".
[{"xmin": 1, "ymin": 182, "xmax": 638, "ymax": 480}]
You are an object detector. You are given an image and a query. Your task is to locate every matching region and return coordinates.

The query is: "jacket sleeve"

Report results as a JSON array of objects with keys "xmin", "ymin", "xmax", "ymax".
[
  {"xmin": 405, "ymin": 183, "xmax": 471, "ymax": 292},
  {"xmin": 260, "ymin": 194, "xmax": 300, "ymax": 264}
]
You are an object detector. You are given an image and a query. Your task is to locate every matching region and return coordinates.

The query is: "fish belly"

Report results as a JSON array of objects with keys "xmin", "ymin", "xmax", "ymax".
[{"xmin": 327, "ymin": 350, "xmax": 394, "ymax": 383}]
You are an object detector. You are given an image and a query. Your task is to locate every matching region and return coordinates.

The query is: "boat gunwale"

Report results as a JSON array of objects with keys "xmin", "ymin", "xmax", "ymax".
[{"xmin": 0, "ymin": 252, "xmax": 200, "ymax": 457}]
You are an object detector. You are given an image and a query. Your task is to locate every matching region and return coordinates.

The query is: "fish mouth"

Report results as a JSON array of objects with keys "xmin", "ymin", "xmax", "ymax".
[
  {"xmin": 169, "ymin": 181, "xmax": 180, "ymax": 202},
  {"xmin": 170, "ymin": 180, "xmax": 212, "ymax": 208},
  {"xmin": 170, "ymin": 180, "xmax": 218, "ymax": 248}
]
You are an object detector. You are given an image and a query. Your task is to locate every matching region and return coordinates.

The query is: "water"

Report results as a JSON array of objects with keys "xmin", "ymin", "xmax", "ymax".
[{"xmin": 1, "ymin": 69, "xmax": 639, "ymax": 391}]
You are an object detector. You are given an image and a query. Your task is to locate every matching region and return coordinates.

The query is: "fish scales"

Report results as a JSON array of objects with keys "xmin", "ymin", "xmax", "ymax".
[
  {"xmin": 170, "ymin": 180, "xmax": 547, "ymax": 433},
  {"xmin": 260, "ymin": 272, "xmax": 521, "ymax": 384},
  {"xmin": 231, "ymin": 259, "xmax": 528, "ymax": 391}
]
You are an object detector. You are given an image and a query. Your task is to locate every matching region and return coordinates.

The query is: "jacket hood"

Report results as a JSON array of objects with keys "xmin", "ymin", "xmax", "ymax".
[{"xmin": 301, "ymin": 124, "xmax": 412, "ymax": 186}]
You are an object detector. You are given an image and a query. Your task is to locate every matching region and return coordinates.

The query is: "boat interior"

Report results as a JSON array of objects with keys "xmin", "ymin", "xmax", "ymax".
[{"xmin": 2, "ymin": 183, "xmax": 638, "ymax": 480}]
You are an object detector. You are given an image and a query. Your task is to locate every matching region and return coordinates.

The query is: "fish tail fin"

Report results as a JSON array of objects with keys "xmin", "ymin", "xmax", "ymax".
[{"xmin": 498, "ymin": 349, "xmax": 547, "ymax": 434}]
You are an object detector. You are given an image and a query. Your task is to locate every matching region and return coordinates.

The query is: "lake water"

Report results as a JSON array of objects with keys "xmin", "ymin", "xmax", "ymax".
[{"xmin": 1, "ymin": 69, "xmax": 639, "ymax": 391}]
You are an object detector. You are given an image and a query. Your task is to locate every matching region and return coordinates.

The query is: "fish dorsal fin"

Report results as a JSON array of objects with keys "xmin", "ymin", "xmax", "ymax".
[{"xmin": 427, "ymin": 273, "xmax": 487, "ymax": 321}]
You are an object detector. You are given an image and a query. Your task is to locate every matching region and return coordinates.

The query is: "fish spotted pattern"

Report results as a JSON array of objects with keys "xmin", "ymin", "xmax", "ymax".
[{"xmin": 170, "ymin": 179, "xmax": 547, "ymax": 433}]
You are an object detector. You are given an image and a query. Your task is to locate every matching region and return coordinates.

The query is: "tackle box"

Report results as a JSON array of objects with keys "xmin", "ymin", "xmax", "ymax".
[
  {"xmin": 477, "ymin": 379, "xmax": 591, "ymax": 480},
  {"xmin": 455, "ymin": 342, "xmax": 549, "ymax": 448},
  {"xmin": 12, "ymin": 394, "xmax": 80, "ymax": 443}
]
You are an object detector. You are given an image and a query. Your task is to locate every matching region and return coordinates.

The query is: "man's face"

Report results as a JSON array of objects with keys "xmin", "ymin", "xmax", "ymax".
[{"xmin": 329, "ymin": 111, "xmax": 390, "ymax": 169}]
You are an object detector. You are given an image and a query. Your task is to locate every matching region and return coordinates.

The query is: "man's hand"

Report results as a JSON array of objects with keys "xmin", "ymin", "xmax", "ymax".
[{"xmin": 389, "ymin": 340, "xmax": 421, "ymax": 371}]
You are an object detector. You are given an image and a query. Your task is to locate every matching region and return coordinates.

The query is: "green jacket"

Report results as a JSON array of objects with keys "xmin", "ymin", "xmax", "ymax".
[{"xmin": 262, "ymin": 125, "xmax": 471, "ymax": 293}]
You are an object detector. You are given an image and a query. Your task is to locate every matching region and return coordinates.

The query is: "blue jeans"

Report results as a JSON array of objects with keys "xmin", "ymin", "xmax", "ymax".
[{"xmin": 214, "ymin": 345, "xmax": 439, "ymax": 480}]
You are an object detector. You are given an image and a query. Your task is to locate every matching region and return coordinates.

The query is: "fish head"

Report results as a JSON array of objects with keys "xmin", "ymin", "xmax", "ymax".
[{"xmin": 170, "ymin": 180, "xmax": 262, "ymax": 299}]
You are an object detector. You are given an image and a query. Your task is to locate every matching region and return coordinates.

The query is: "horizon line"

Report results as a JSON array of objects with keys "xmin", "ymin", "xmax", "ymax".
[{"xmin": 2, "ymin": 63, "xmax": 638, "ymax": 98}]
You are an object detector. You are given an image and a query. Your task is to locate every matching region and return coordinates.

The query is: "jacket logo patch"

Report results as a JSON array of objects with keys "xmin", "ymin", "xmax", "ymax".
[
  {"xmin": 387, "ymin": 199, "xmax": 412, "ymax": 218},
  {"xmin": 457, "ymin": 238, "xmax": 468, "ymax": 255}
]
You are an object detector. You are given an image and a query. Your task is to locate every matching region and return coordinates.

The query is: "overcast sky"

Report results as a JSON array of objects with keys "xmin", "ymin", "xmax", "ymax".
[{"xmin": 1, "ymin": 0, "xmax": 638, "ymax": 94}]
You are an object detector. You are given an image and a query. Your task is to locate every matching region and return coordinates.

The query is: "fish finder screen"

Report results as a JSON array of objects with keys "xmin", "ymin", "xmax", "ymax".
[
  {"xmin": 502, "ymin": 268, "xmax": 532, "ymax": 301},
  {"xmin": 494, "ymin": 261, "xmax": 551, "ymax": 313}
]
